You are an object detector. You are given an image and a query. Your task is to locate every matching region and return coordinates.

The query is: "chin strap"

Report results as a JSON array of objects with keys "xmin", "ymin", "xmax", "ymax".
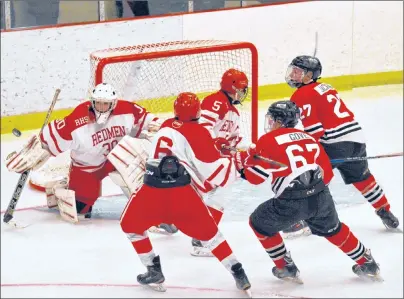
[{"xmin": 94, "ymin": 111, "xmax": 112, "ymax": 124}]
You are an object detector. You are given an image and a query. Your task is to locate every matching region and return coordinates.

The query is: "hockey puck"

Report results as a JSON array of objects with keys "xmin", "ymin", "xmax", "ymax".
[{"xmin": 12, "ymin": 128, "xmax": 21, "ymax": 137}]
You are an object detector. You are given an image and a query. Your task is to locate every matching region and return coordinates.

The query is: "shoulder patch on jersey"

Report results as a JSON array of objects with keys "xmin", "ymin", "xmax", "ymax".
[
  {"xmin": 69, "ymin": 101, "xmax": 92, "ymax": 129},
  {"xmin": 314, "ymin": 83, "xmax": 334, "ymax": 95},
  {"xmin": 172, "ymin": 120, "xmax": 183, "ymax": 128}
]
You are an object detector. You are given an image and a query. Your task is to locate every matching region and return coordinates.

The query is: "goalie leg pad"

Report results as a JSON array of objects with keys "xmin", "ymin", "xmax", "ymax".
[
  {"xmin": 109, "ymin": 171, "xmax": 133, "ymax": 199},
  {"xmin": 55, "ymin": 188, "xmax": 78, "ymax": 223},
  {"xmin": 45, "ymin": 179, "xmax": 69, "ymax": 208},
  {"xmin": 107, "ymin": 136, "xmax": 150, "ymax": 195}
]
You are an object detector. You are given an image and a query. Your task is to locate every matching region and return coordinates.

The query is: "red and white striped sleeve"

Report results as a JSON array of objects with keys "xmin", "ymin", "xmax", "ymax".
[
  {"xmin": 129, "ymin": 102, "xmax": 159, "ymax": 138},
  {"xmin": 183, "ymin": 124, "xmax": 238, "ymax": 193},
  {"xmin": 40, "ymin": 117, "xmax": 73, "ymax": 157},
  {"xmin": 199, "ymin": 94, "xmax": 227, "ymax": 138}
]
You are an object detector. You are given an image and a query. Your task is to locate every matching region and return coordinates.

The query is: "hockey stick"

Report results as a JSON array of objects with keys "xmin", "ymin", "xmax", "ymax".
[
  {"xmin": 222, "ymin": 145, "xmax": 288, "ymax": 169},
  {"xmin": 313, "ymin": 31, "xmax": 318, "ymax": 57},
  {"xmin": 330, "ymin": 152, "xmax": 403, "ymax": 165},
  {"xmin": 3, "ymin": 89, "xmax": 61, "ymax": 225}
]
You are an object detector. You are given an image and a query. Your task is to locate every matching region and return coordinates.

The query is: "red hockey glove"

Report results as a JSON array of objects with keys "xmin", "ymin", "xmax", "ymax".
[
  {"xmin": 234, "ymin": 144, "xmax": 257, "ymax": 172},
  {"xmin": 214, "ymin": 137, "xmax": 232, "ymax": 157}
]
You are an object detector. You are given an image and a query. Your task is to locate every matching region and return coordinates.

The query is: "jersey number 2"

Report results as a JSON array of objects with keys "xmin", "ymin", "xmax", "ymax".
[
  {"xmin": 327, "ymin": 94, "xmax": 350, "ymax": 118},
  {"xmin": 286, "ymin": 143, "xmax": 320, "ymax": 172}
]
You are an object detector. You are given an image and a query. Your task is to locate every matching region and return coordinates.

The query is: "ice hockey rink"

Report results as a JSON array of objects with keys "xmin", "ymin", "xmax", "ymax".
[{"xmin": 1, "ymin": 85, "xmax": 403, "ymax": 298}]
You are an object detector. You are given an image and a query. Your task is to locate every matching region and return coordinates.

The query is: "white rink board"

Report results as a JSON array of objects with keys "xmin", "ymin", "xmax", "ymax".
[{"xmin": 1, "ymin": 1, "xmax": 403, "ymax": 116}]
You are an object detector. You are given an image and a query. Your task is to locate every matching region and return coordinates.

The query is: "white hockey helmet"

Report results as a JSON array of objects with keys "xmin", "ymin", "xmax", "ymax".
[{"xmin": 90, "ymin": 83, "xmax": 118, "ymax": 124}]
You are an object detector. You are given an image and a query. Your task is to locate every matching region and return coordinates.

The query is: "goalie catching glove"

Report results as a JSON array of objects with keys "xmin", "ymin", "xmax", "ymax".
[{"xmin": 5, "ymin": 135, "xmax": 51, "ymax": 173}]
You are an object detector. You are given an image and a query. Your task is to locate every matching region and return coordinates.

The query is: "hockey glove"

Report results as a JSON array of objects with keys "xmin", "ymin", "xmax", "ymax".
[
  {"xmin": 214, "ymin": 137, "xmax": 232, "ymax": 157},
  {"xmin": 5, "ymin": 135, "xmax": 51, "ymax": 173}
]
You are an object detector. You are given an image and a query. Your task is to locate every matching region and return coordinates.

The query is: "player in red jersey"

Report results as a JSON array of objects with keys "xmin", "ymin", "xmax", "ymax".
[
  {"xmin": 115, "ymin": 92, "xmax": 251, "ymax": 293},
  {"xmin": 285, "ymin": 55, "xmax": 399, "ymax": 230},
  {"xmin": 234, "ymin": 100, "xmax": 381, "ymax": 282}
]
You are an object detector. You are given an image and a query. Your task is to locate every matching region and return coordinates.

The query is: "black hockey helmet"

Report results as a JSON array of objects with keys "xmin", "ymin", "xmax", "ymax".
[
  {"xmin": 264, "ymin": 101, "xmax": 300, "ymax": 133},
  {"xmin": 285, "ymin": 55, "xmax": 322, "ymax": 88}
]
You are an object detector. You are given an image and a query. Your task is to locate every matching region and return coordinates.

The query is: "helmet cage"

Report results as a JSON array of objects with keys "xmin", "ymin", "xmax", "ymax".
[
  {"xmin": 232, "ymin": 86, "xmax": 248, "ymax": 104},
  {"xmin": 285, "ymin": 65, "xmax": 307, "ymax": 88}
]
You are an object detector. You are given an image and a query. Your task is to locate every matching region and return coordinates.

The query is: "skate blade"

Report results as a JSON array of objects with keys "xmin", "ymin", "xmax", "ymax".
[
  {"xmin": 279, "ymin": 276, "xmax": 304, "ymax": 284},
  {"xmin": 190, "ymin": 247, "xmax": 214, "ymax": 257},
  {"xmin": 142, "ymin": 282, "xmax": 167, "ymax": 292},
  {"xmin": 357, "ymin": 273, "xmax": 384, "ymax": 282},
  {"xmin": 148, "ymin": 226, "xmax": 174, "ymax": 236},
  {"xmin": 386, "ymin": 226, "xmax": 403, "ymax": 234},
  {"xmin": 283, "ymin": 228, "xmax": 311, "ymax": 240},
  {"xmin": 244, "ymin": 288, "xmax": 253, "ymax": 298}
]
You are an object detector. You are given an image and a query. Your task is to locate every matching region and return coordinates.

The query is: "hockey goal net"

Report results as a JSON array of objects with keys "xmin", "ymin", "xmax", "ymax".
[{"xmin": 29, "ymin": 40, "xmax": 259, "ymax": 192}]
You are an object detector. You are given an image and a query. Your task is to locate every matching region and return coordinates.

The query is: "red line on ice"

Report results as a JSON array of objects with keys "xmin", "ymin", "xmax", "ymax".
[
  {"xmin": 0, "ymin": 193, "xmax": 123, "ymax": 214},
  {"xmin": 0, "ymin": 282, "xmax": 309, "ymax": 298}
]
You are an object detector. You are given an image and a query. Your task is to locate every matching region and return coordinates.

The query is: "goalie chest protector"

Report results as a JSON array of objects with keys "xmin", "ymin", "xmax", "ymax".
[{"xmin": 144, "ymin": 156, "xmax": 191, "ymax": 188}]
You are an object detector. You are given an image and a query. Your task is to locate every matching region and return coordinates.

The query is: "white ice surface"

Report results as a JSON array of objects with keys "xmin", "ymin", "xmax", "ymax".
[{"xmin": 1, "ymin": 86, "xmax": 403, "ymax": 298}]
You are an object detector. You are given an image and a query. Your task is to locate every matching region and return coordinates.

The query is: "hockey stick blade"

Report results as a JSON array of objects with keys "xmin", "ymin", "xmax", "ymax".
[{"xmin": 4, "ymin": 220, "xmax": 31, "ymax": 229}]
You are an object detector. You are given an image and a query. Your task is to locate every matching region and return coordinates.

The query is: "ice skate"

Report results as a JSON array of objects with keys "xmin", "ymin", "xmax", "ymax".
[
  {"xmin": 352, "ymin": 250, "xmax": 383, "ymax": 282},
  {"xmin": 282, "ymin": 220, "xmax": 312, "ymax": 239},
  {"xmin": 190, "ymin": 238, "xmax": 214, "ymax": 257},
  {"xmin": 272, "ymin": 252, "xmax": 303, "ymax": 284},
  {"xmin": 231, "ymin": 263, "xmax": 252, "ymax": 297},
  {"xmin": 376, "ymin": 207, "xmax": 400, "ymax": 230},
  {"xmin": 137, "ymin": 256, "xmax": 166, "ymax": 292}
]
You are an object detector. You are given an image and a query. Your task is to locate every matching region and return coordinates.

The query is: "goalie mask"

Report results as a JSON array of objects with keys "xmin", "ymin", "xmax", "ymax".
[
  {"xmin": 220, "ymin": 69, "xmax": 249, "ymax": 104},
  {"xmin": 90, "ymin": 83, "xmax": 118, "ymax": 124}
]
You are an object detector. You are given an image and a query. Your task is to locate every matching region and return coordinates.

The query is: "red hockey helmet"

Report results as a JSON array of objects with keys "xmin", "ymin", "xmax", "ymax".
[
  {"xmin": 220, "ymin": 69, "xmax": 249, "ymax": 104},
  {"xmin": 174, "ymin": 92, "xmax": 201, "ymax": 122}
]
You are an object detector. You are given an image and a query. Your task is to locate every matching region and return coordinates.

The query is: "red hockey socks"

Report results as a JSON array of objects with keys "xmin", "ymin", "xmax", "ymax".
[
  {"xmin": 204, "ymin": 231, "xmax": 239, "ymax": 272},
  {"xmin": 326, "ymin": 223, "xmax": 367, "ymax": 265},
  {"xmin": 249, "ymin": 220, "xmax": 287, "ymax": 268},
  {"xmin": 128, "ymin": 233, "xmax": 156, "ymax": 267},
  {"xmin": 353, "ymin": 174, "xmax": 390, "ymax": 211},
  {"xmin": 208, "ymin": 205, "xmax": 224, "ymax": 225}
]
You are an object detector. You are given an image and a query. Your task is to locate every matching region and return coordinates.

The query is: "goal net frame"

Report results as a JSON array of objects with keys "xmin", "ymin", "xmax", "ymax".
[{"xmin": 29, "ymin": 40, "xmax": 259, "ymax": 192}]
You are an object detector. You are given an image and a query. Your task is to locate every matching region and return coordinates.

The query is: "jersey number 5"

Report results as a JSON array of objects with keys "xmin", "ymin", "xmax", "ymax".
[{"xmin": 286, "ymin": 143, "xmax": 320, "ymax": 173}]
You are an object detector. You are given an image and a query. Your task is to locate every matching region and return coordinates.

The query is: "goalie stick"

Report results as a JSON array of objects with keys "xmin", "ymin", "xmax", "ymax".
[{"xmin": 3, "ymin": 89, "xmax": 61, "ymax": 225}]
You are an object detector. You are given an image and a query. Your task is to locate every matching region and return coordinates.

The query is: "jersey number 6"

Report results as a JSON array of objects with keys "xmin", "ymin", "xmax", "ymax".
[
  {"xmin": 154, "ymin": 136, "xmax": 173, "ymax": 159},
  {"xmin": 286, "ymin": 143, "xmax": 320, "ymax": 173}
]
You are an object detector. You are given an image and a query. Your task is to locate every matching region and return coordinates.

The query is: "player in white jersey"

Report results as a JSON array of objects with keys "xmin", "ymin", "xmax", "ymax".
[
  {"xmin": 199, "ymin": 68, "xmax": 248, "ymax": 146},
  {"xmin": 6, "ymin": 83, "xmax": 162, "ymax": 223},
  {"xmin": 188, "ymin": 68, "xmax": 249, "ymax": 256}
]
